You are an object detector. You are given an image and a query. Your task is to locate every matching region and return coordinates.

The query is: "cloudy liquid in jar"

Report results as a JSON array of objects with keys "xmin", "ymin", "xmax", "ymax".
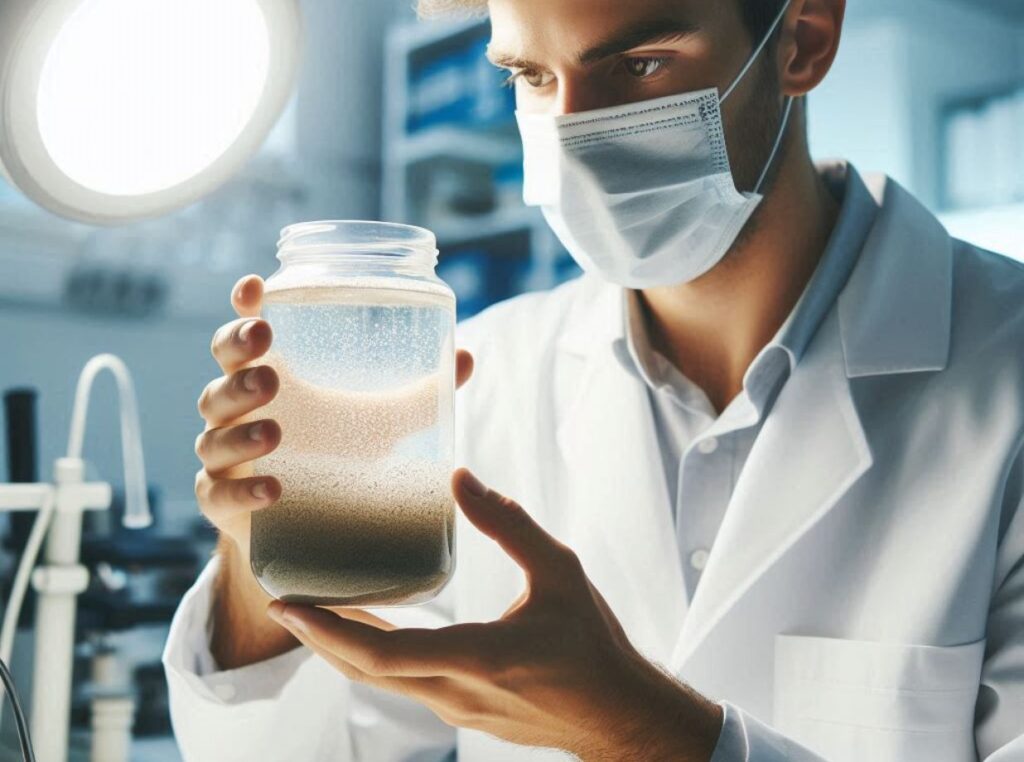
[{"xmin": 251, "ymin": 283, "xmax": 455, "ymax": 606}]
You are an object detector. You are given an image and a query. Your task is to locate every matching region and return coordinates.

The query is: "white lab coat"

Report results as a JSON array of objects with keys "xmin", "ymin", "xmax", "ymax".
[{"xmin": 164, "ymin": 171, "xmax": 1024, "ymax": 761}]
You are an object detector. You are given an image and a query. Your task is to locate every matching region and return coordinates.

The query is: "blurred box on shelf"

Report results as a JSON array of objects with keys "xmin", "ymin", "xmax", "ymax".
[
  {"xmin": 943, "ymin": 86, "xmax": 1024, "ymax": 210},
  {"xmin": 493, "ymin": 160, "xmax": 525, "ymax": 209},
  {"xmin": 437, "ymin": 245, "xmax": 530, "ymax": 320},
  {"xmin": 407, "ymin": 27, "xmax": 514, "ymax": 135}
]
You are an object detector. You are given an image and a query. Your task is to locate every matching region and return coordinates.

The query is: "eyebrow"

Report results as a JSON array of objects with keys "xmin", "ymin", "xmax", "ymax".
[{"xmin": 486, "ymin": 18, "xmax": 699, "ymax": 71}]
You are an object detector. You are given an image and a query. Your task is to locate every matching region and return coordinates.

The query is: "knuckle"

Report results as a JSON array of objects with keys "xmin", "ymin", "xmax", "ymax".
[
  {"xmin": 210, "ymin": 325, "xmax": 226, "ymax": 359},
  {"xmin": 495, "ymin": 663, "xmax": 526, "ymax": 695},
  {"xmin": 194, "ymin": 470, "xmax": 211, "ymax": 503},
  {"xmin": 196, "ymin": 380, "xmax": 216, "ymax": 418},
  {"xmin": 449, "ymin": 699, "xmax": 485, "ymax": 728},
  {"xmin": 363, "ymin": 651, "xmax": 391, "ymax": 676},
  {"xmin": 333, "ymin": 661, "xmax": 362, "ymax": 682},
  {"xmin": 193, "ymin": 430, "xmax": 209, "ymax": 461},
  {"xmin": 434, "ymin": 706, "xmax": 460, "ymax": 728}
]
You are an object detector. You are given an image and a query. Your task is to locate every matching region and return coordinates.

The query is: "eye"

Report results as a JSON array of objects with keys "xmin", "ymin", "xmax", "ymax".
[
  {"xmin": 622, "ymin": 56, "xmax": 669, "ymax": 79},
  {"xmin": 503, "ymin": 69, "xmax": 555, "ymax": 89}
]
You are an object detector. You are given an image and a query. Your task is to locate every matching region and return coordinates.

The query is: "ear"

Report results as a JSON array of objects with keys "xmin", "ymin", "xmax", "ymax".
[{"xmin": 777, "ymin": 0, "xmax": 846, "ymax": 97}]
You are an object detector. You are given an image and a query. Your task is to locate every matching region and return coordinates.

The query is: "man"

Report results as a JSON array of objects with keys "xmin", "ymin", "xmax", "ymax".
[{"xmin": 164, "ymin": 0, "xmax": 1024, "ymax": 759}]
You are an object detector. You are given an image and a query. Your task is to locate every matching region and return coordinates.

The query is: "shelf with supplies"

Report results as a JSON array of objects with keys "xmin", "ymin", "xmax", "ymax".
[{"xmin": 383, "ymin": 16, "xmax": 578, "ymax": 319}]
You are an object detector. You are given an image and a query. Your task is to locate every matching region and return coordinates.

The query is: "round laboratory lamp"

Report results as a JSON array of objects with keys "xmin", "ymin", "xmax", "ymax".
[{"xmin": 0, "ymin": 0, "xmax": 301, "ymax": 225}]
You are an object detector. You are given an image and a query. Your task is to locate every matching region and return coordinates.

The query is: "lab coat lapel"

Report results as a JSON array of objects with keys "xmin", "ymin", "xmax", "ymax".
[
  {"xmin": 555, "ymin": 283, "xmax": 687, "ymax": 664},
  {"xmin": 668, "ymin": 171, "xmax": 953, "ymax": 672},
  {"xmin": 669, "ymin": 313, "xmax": 872, "ymax": 671}
]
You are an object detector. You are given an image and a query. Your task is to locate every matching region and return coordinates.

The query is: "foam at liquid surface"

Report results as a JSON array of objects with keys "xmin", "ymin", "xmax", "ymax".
[{"xmin": 251, "ymin": 283, "xmax": 455, "ymax": 606}]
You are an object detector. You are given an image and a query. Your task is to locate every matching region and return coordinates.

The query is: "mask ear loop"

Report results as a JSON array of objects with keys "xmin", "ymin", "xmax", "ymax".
[
  {"xmin": 720, "ymin": 0, "xmax": 793, "ymax": 104},
  {"xmin": 754, "ymin": 95, "xmax": 795, "ymax": 194}
]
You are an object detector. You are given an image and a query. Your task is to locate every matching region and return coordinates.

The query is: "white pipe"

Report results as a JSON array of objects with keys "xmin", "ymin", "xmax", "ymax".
[{"xmin": 66, "ymin": 353, "xmax": 152, "ymax": 529}]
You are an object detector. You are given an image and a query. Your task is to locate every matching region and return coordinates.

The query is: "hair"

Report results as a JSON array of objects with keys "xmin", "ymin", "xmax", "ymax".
[
  {"xmin": 416, "ymin": 0, "xmax": 790, "ymax": 43},
  {"xmin": 739, "ymin": 0, "xmax": 790, "ymax": 45}
]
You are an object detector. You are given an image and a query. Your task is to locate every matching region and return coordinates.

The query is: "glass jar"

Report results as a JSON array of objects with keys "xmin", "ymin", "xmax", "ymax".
[{"xmin": 250, "ymin": 221, "xmax": 456, "ymax": 606}]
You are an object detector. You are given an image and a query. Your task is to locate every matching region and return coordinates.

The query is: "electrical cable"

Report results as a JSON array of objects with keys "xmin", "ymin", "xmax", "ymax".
[
  {"xmin": 0, "ymin": 490, "xmax": 51, "ymax": 758},
  {"xmin": 0, "ymin": 492, "xmax": 55, "ymax": 667},
  {"xmin": 0, "ymin": 654, "xmax": 34, "ymax": 762}
]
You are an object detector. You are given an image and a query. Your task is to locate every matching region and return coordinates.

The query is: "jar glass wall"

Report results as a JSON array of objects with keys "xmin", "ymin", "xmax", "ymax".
[{"xmin": 250, "ymin": 221, "xmax": 456, "ymax": 606}]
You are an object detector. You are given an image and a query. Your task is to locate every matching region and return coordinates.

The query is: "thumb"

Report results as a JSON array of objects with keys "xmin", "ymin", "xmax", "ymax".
[{"xmin": 452, "ymin": 468, "xmax": 569, "ymax": 580}]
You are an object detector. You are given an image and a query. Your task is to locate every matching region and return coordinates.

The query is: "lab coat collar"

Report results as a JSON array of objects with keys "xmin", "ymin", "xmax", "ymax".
[
  {"xmin": 556, "ymin": 164, "xmax": 954, "ymax": 381},
  {"xmin": 837, "ymin": 168, "xmax": 953, "ymax": 377}
]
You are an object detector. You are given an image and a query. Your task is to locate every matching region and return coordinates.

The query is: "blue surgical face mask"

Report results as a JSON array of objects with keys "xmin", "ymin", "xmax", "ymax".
[{"xmin": 516, "ymin": 0, "xmax": 794, "ymax": 289}]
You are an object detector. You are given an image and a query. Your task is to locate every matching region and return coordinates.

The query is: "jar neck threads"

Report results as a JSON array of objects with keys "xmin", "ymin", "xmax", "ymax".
[{"xmin": 277, "ymin": 220, "xmax": 438, "ymax": 273}]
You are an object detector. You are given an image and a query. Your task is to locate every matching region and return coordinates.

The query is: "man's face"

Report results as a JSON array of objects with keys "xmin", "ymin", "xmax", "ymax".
[{"xmin": 487, "ymin": 0, "xmax": 786, "ymax": 193}]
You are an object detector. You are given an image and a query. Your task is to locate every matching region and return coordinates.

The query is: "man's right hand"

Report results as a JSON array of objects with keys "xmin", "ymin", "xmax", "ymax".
[
  {"xmin": 195, "ymin": 274, "xmax": 282, "ymax": 560},
  {"xmin": 193, "ymin": 274, "xmax": 474, "ymax": 671},
  {"xmin": 193, "ymin": 274, "xmax": 296, "ymax": 670}
]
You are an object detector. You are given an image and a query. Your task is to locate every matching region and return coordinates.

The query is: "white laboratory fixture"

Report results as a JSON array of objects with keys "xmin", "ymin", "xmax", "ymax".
[
  {"xmin": 0, "ymin": 0, "xmax": 301, "ymax": 224},
  {"xmin": 0, "ymin": 354, "xmax": 152, "ymax": 762}
]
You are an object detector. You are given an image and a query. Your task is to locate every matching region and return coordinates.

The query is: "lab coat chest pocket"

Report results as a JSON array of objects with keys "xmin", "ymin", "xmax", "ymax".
[{"xmin": 773, "ymin": 634, "xmax": 985, "ymax": 762}]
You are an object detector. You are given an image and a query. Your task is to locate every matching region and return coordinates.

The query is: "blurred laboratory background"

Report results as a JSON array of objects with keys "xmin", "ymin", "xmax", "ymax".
[{"xmin": 0, "ymin": 0, "xmax": 1021, "ymax": 759}]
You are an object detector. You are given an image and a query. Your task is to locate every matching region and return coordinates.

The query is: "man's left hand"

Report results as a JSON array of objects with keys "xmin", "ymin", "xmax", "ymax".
[{"xmin": 267, "ymin": 468, "xmax": 723, "ymax": 760}]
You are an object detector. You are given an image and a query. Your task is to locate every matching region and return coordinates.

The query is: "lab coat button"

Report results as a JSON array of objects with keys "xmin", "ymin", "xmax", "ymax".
[
  {"xmin": 698, "ymin": 437, "xmax": 719, "ymax": 454},
  {"xmin": 689, "ymin": 549, "xmax": 710, "ymax": 571},
  {"xmin": 213, "ymin": 683, "xmax": 236, "ymax": 701}
]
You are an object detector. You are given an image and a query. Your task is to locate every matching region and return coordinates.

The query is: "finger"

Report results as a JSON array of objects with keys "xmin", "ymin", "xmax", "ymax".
[
  {"xmin": 500, "ymin": 588, "xmax": 529, "ymax": 619},
  {"xmin": 268, "ymin": 603, "xmax": 485, "ymax": 677},
  {"xmin": 195, "ymin": 472, "xmax": 280, "ymax": 521},
  {"xmin": 284, "ymin": 623, "xmax": 463, "ymax": 717},
  {"xmin": 198, "ymin": 365, "xmax": 279, "ymax": 427},
  {"xmin": 232, "ymin": 275, "xmax": 264, "ymax": 318},
  {"xmin": 322, "ymin": 607, "xmax": 398, "ymax": 631},
  {"xmin": 451, "ymin": 468, "xmax": 573, "ymax": 582},
  {"xmin": 211, "ymin": 317, "xmax": 273, "ymax": 375},
  {"xmin": 455, "ymin": 349, "xmax": 474, "ymax": 389},
  {"xmin": 194, "ymin": 419, "xmax": 281, "ymax": 474}
]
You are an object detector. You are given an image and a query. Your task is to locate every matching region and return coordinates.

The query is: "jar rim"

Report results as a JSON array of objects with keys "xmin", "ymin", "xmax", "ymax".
[{"xmin": 277, "ymin": 220, "xmax": 437, "ymax": 259}]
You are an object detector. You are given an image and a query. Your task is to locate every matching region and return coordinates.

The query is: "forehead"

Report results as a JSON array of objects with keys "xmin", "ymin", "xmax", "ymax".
[{"xmin": 487, "ymin": 0, "xmax": 738, "ymax": 63}]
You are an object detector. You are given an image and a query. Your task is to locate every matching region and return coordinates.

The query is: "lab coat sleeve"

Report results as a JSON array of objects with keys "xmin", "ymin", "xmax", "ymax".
[
  {"xmin": 708, "ymin": 702, "xmax": 826, "ymax": 762},
  {"xmin": 163, "ymin": 555, "xmax": 455, "ymax": 761}
]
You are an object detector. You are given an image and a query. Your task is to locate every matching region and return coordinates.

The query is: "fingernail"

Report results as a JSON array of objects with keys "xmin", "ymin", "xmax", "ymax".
[
  {"xmin": 462, "ymin": 470, "xmax": 487, "ymax": 497},
  {"xmin": 281, "ymin": 609, "xmax": 307, "ymax": 633},
  {"xmin": 251, "ymin": 481, "xmax": 269, "ymax": 500},
  {"xmin": 238, "ymin": 320, "xmax": 256, "ymax": 343},
  {"xmin": 243, "ymin": 368, "xmax": 261, "ymax": 393},
  {"xmin": 248, "ymin": 422, "xmax": 264, "ymax": 442}
]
